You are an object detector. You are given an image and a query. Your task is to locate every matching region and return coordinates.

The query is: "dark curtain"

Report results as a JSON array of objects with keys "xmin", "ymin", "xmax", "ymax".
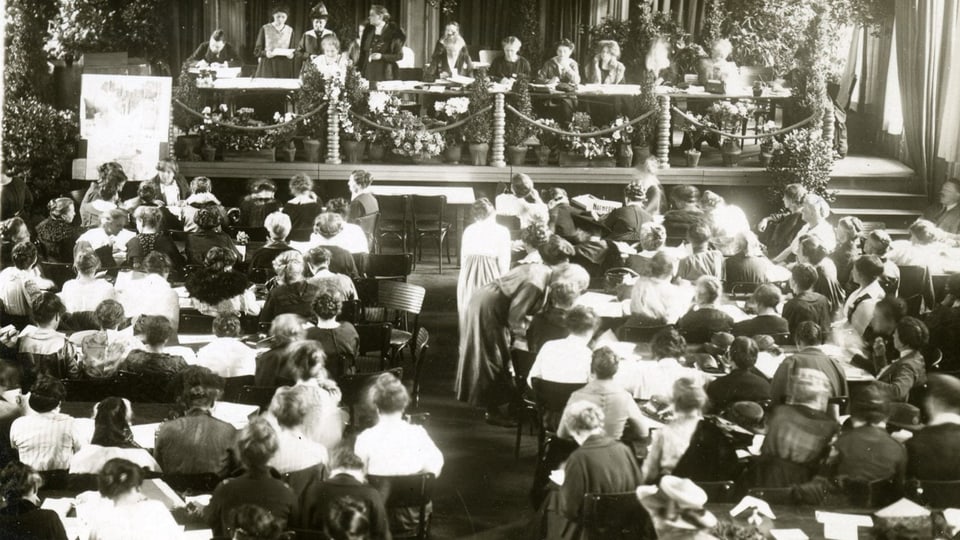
[
  {"xmin": 446, "ymin": 0, "xmax": 515, "ymax": 55},
  {"xmin": 170, "ymin": 0, "xmax": 206, "ymax": 76},
  {"xmin": 542, "ymin": 0, "xmax": 590, "ymax": 66}
]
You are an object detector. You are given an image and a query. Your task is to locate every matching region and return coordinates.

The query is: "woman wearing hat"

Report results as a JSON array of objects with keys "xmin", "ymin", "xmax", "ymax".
[
  {"xmin": 297, "ymin": 4, "xmax": 335, "ymax": 70},
  {"xmin": 254, "ymin": 6, "xmax": 296, "ymax": 78},
  {"xmin": 356, "ymin": 5, "xmax": 407, "ymax": 83}
]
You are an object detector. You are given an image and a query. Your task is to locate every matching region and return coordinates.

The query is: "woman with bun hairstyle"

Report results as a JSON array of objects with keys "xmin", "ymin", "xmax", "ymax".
[
  {"xmin": 69, "ymin": 397, "xmax": 160, "ymax": 474},
  {"xmin": 80, "ymin": 458, "xmax": 180, "ymax": 539},
  {"xmin": 0, "ymin": 461, "xmax": 68, "ymax": 540},
  {"xmin": 36, "ymin": 197, "xmax": 81, "ymax": 263},
  {"xmin": 80, "ymin": 162, "xmax": 127, "ymax": 228}
]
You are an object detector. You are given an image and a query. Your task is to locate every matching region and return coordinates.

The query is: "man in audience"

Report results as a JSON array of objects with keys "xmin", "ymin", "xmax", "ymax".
[
  {"xmin": 195, "ymin": 314, "xmax": 257, "ymax": 377},
  {"xmin": 906, "ymin": 374, "xmax": 960, "ymax": 480},
  {"xmin": 9, "ymin": 377, "xmax": 80, "ymax": 471},
  {"xmin": 830, "ymin": 382, "xmax": 905, "ymax": 486},
  {"xmin": 782, "ymin": 263, "xmax": 833, "ymax": 337},
  {"xmin": 527, "ymin": 306, "xmax": 597, "ymax": 386},
  {"xmin": 677, "ymin": 223, "xmax": 723, "ymax": 282},
  {"xmin": 557, "ymin": 347, "xmax": 649, "ymax": 441},
  {"xmin": 155, "ymin": 367, "xmax": 237, "ymax": 474},
  {"xmin": 662, "ymin": 185, "xmax": 704, "ymax": 241},
  {"xmin": 926, "ymin": 273, "xmax": 960, "ymax": 372},
  {"xmin": 304, "ymin": 247, "xmax": 358, "ymax": 298},
  {"xmin": 770, "ymin": 321, "xmax": 847, "ymax": 405},
  {"xmin": 706, "ymin": 336, "xmax": 771, "ymax": 412},
  {"xmin": 921, "ymin": 177, "xmax": 960, "ymax": 235},
  {"xmin": 297, "ymin": 447, "xmax": 390, "ymax": 536},
  {"xmin": 732, "ymin": 284, "xmax": 789, "ymax": 337},
  {"xmin": 76, "ymin": 208, "xmax": 136, "ymax": 267},
  {"xmin": 773, "ymin": 194, "xmax": 835, "ymax": 264}
]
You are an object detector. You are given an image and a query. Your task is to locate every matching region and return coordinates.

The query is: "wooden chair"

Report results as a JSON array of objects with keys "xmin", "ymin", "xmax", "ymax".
[
  {"xmin": 377, "ymin": 195, "xmax": 411, "ymax": 253},
  {"xmin": 63, "ymin": 378, "xmax": 121, "ymax": 403},
  {"xmin": 338, "ymin": 367, "xmax": 403, "ymax": 426},
  {"xmin": 354, "ymin": 212, "xmax": 380, "ymax": 253},
  {"xmin": 38, "ymin": 261, "xmax": 75, "ymax": 290},
  {"xmin": 478, "ymin": 49, "xmax": 502, "ymax": 65},
  {"xmin": 364, "ymin": 253, "xmax": 414, "ymax": 280},
  {"xmin": 162, "ymin": 472, "xmax": 222, "ymax": 494},
  {"xmin": 236, "ymin": 385, "xmax": 278, "ymax": 411},
  {"xmin": 412, "ymin": 195, "xmax": 452, "ymax": 273},
  {"xmin": 356, "ymin": 323, "xmax": 394, "ymax": 371},
  {"xmin": 529, "ymin": 378, "xmax": 585, "ymax": 461},
  {"xmin": 602, "ymin": 267, "xmax": 639, "ymax": 294},
  {"xmin": 411, "ymin": 328, "xmax": 430, "ymax": 408},
  {"xmin": 377, "ymin": 280, "xmax": 426, "ymax": 366},
  {"xmin": 898, "ymin": 265, "xmax": 935, "ymax": 313},
  {"xmin": 367, "ymin": 473, "xmax": 436, "ymax": 540},
  {"xmin": 582, "ymin": 492, "xmax": 658, "ymax": 540}
]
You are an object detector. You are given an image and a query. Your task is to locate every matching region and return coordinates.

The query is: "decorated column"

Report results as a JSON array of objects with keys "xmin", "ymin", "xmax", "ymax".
[
  {"xmin": 657, "ymin": 94, "xmax": 671, "ymax": 169},
  {"xmin": 491, "ymin": 92, "xmax": 506, "ymax": 168},
  {"xmin": 326, "ymin": 95, "xmax": 341, "ymax": 165},
  {"xmin": 822, "ymin": 98, "xmax": 835, "ymax": 148}
]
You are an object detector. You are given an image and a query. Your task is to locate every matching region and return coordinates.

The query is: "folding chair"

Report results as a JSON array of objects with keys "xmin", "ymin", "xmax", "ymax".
[
  {"xmin": 412, "ymin": 195, "xmax": 452, "ymax": 273},
  {"xmin": 582, "ymin": 492, "xmax": 658, "ymax": 540},
  {"xmin": 411, "ymin": 328, "xmax": 430, "ymax": 408},
  {"xmin": 367, "ymin": 473, "xmax": 436, "ymax": 540}
]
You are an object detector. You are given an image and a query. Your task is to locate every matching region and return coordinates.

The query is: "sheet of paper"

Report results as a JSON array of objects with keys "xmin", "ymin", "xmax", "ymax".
[
  {"xmin": 730, "ymin": 496, "xmax": 776, "ymax": 519},
  {"xmin": 185, "ymin": 494, "xmax": 212, "ymax": 507},
  {"xmin": 816, "ymin": 511, "xmax": 873, "ymax": 540},
  {"xmin": 132, "ymin": 423, "xmax": 160, "ymax": 449},
  {"xmin": 770, "ymin": 529, "xmax": 808, "ymax": 540},
  {"xmin": 212, "ymin": 401, "xmax": 260, "ymax": 429},
  {"xmin": 183, "ymin": 529, "xmax": 215, "ymax": 540},
  {"xmin": 41, "ymin": 497, "xmax": 74, "ymax": 518},
  {"xmin": 141, "ymin": 478, "xmax": 186, "ymax": 510}
]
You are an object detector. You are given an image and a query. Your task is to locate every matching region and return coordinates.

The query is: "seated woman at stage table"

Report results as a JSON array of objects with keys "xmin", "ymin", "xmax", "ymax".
[
  {"xmin": 357, "ymin": 4, "xmax": 407, "ymax": 83},
  {"xmin": 488, "ymin": 36, "xmax": 531, "ymax": 84},
  {"xmin": 584, "ymin": 40, "xmax": 625, "ymax": 85},
  {"xmin": 254, "ymin": 6, "xmax": 295, "ymax": 78},
  {"xmin": 188, "ymin": 29, "xmax": 241, "ymax": 66},
  {"xmin": 698, "ymin": 38, "xmax": 738, "ymax": 84},
  {"xmin": 537, "ymin": 39, "xmax": 581, "ymax": 124},
  {"xmin": 311, "ymin": 34, "xmax": 348, "ymax": 78},
  {"xmin": 426, "ymin": 34, "xmax": 473, "ymax": 81},
  {"xmin": 430, "ymin": 21, "xmax": 467, "ymax": 69}
]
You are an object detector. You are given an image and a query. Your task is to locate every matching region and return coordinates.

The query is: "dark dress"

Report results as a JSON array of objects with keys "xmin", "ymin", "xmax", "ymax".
[
  {"xmin": 35, "ymin": 218, "xmax": 81, "ymax": 263},
  {"xmin": 425, "ymin": 48, "xmax": 473, "ymax": 80},
  {"xmin": 126, "ymin": 232, "xmax": 186, "ymax": 271},
  {"xmin": 527, "ymin": 306, "xmax": 570, "ymax": 356},
  {"xmin": 348, "ymin": 193, "xmax": 380, "ymax": 221},
  {"xmin": 0, "ymin": 177, "xmax": 32, "ymax": 220},
  {"xmin": 706, "ymin": 369, "xmax": 772, "ymax": 412},
  {"xmin": 239, "ymin": 198, "xmax": 282, "ymax": 228},
  {"xmin": 834, "ymin": 425, "xmax": 906, "ymax": 484},
  {"xmin": 603, "ymin": 205, "xmax": 653, "ymax": 243},
  {"xmin": 297, "ymin": 473, "xmax": 390, "ymax": 536},
  {"xmin": 155, "ymin": 408, "xmax": 238, "ymax": 475},
  {"xmin": 185, "ymin": 231, "xmax": 241, "ymax": 266},
  {"xmin": 782, "ymin": 291, "xmax": 833, "ymax": 337},
  {"xmin": 925, "ymin": 304, "xmax": 960, "ymax": 371},
  {"xmin": 305, "ymin": 323, "xmax": 360, "ymax": 378},
  {"xmin": 760, "ymin": 211, "xmax": 804, "ymax": 258},
  {"xmin": 456, "ymin": 263, "xmax": 551, "ymax": 407},
  {"xmin": 188, "ymin": 41, "xmax": 241, "ymax": 64},
  {"xmin": 207, "ymin": 469, "xmax": 299, "ymax": 537},
  {"xmin": 725, "ymin": 254, "xmax": 778, "ymax": 284},
  {"xmin": 284, "ymin": 201, "xmax": 322, "ymax": 234},
  {"xmin": 731, "ymin": 315, "xmax": 790, "ymax": 337},
  {"xmin": 356, "ymin": 23, "xmax": 406, "ymax": 82},
  {"xmin": 0, "ymin": 498, "xmax": 68, "ymax": 540},
  {"xmin": 831, "ymin": 241, "xmax": 860, "ymax": 292},
  {"xmin": 662, "ymin": 208, "xmax": 705, "ymax": 240},
  {"xmin": 120, "ymin": 350, "xmax": 188, "ymax": 377},
  {"xmin": 906, "ymin": 422, "xmax": 960, "ymax": 480},
  {"xmin": 488, "ymin": 56, "xmax": 532, "ymax": 81},
  {"xmin": 671, "ymin": 419, "xmax": 743, "ymax": 481},
  {"xmin": 248, "ymin": 242, "xmax": 295, "ymax": 271},
  {"xmin": 254, "ymin": 345, "xmax": 296, "ymax": 387},
  {"xmin": 254, "ymin": 23, "xmax": 295, "ymax": 78},
  {"xmin": 676, "ymin": 307, "xmax": 733, "ymax": 344},
  {"xmin": 260, "ymin": 281, "xmax": 321, "ymax": 323}
]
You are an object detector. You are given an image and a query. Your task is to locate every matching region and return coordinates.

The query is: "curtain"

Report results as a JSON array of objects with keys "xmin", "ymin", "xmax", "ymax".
[
  {"xmin": 170, "ymin": 0, "xmax": 207, "ymax": 74},
  {"xmin": 542, "ymin": 0, "xmax": 591, "ymax": 65},
  {"xmin": 895, "ymin": 0, "xmax": 959, "ymax": 187},
  {"xmin": 447, "ymin": 0, "xmax": 516, "ymax": 55}
]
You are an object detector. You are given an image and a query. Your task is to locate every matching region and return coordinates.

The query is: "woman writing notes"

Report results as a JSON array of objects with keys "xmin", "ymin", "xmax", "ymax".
[
  {"xmin": 254, "ymin": 6, "xmax": 296, "ymax": 78},
  {"xmin": 188, "ymin": 30, "xmax": 241, "ymax": 66},
  {"xmin": 357, "ymin": 5, "xmax": 407, "ymax": 83}
]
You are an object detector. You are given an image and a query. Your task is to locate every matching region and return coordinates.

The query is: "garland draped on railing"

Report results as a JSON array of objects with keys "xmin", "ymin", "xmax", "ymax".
[
  {"xmin": 173, "ymin": 99, "xmax": 328, "ymax": 132},
  {"xmin": 670, "ymin": 106, "xmax": 819, "ymax": 140},
  {"xmin": 504, "ymin": 105, "xmax": 657, "ymax": 137},
  {"xmin": 348, "ymin": 105, "xmax": 494, "ymax": 133}
]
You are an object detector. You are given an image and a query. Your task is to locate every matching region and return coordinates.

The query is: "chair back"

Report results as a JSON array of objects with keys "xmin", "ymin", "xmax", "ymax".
[
  {"xmin": 511, "ymin": 349, "xmax": 537, "ymax": 383},
  {"xmin": 616, "ymin": 323, "xmax": 673, "ymax": 344},
  {"xmin": 411, "ymin": 328, "xmax": 430, "ymax": 407},
  {"xmin": 356, "ymin": 323, "xmax": 394, "ymax": 370},
  {"xmin": 179, "ymin": 311, "xmax": 215, "ymax": 334},
  {"xmin": 725, "ymin": 281, "xmax": 760, "ymax": 298},
  {"xmin": 582, "ymin": 492, "xmax": 657, "ymax": 540},
  {"xmin": 842, "ymin": 476, "xmax": 899, "ymax": 508},
  {"xmin": 898, "ymin": 265, "xmax": 935, "ymax": 312},
  {"xmin": 38, "ymin": 261, "xmax": 76, "ymax": 290},
  {"xmin": 378, "ymin": 280, "xmax": 426, "ymax": 333},
  {"xmin": 354, "ymin": 212, "xmax": 380, "ymax": 252},
  {"xmin": 222, "ymin": 375, "xmax": 256, "ymax": 402},
  {"xmin": 66, "ymin": 474, "xmax": 101, "ymax": 493},
  {"xmin": 116, "ymin": 370, "xmax": 173, "ymax": 403},
  {"xmin": 530, "ymin": 377, "xmax": 584, "ymax": 415},
  {"xmin": 412, "ymin": 195, "xmax": 447, "ymax": 229},
  {"xmin": 602, "ymin": 267, "xmax": 638, "ymax": 294},
  {"xmin": 63, "ymin": 378, "xmax": 121, "ymax": 403},
  {"xmin": 478, "ymin": 49, "xmax": 502, "ymax": 65},
  {"xmin": 338, "ymin": 367, "xmax": 403, "ymax": 424},
  {"xmin": 162, "ymin": 472, "xmax": 222, "ymax": 494},
  {"xmin": 368, "ymin": 473, "xmax": 436, "ymax": 539},
  {"xmin": 365, "ymin": 253, "xmax": 414, "ymax": 279},
  {"xmin": 910, "ymin": 479, "xmax": 960, "ymax": 508},
  {"xmin": 378, "ymin": 195, "xmax": 411, "ymax": 225},
  {"xmin": 236, "ymin": 385, "xmax": 278, "ymax": 411},
  {"xmin": 828, "ymin": 396, "xmax": 849, "ymax": 415},
  {"xmin": 338, "ymin": 299, "xmax": 362, "ymax": 325}
]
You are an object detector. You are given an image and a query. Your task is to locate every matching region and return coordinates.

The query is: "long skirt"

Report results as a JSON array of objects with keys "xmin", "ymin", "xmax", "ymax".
[
  {"xmin": 457, "ymin": 254, "xmax": 504, "ymax": 355},
  {"xmin": 455, "ymin": 284, "xmax": 514, "ymax": 408}
]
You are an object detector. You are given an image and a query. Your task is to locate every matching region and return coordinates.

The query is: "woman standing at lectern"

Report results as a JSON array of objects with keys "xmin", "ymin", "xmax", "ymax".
[
  {"xmin": 356, "ymin": 5, "xmax": 406, "ymax": 83},
  {"xmin": 254, "ymin": 5, "xmax": 296, "ymax": 78}
]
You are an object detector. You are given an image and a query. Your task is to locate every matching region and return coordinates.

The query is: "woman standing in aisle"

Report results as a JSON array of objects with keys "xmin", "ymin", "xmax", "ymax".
[{"xmin": 254, "ymin": 6, "xmax": 296, "ymax": 78}]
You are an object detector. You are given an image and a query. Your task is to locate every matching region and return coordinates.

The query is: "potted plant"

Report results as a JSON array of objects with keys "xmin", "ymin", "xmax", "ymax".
[
  {"xmin": 534, "ymin": 118, "xmax": 559, "ymax": 166},
  {"xmin": 463, "ymin": 74, "xmax": 493, "ymax": 166},
  {"xmin": 434, "ymin": 96, "xmax": 470, "ymax": 164},
  {"xmin": 503, "ymin": 78, "xmax": 538, "ymax": 166},
  {"xmin": 388, "ymin": 111, "xmax": 445, "ymax": 163},
  {"xmin": 675, "ymin": 112, "xmax": 711, "ymax": 167},
  {"xmin": 608, "ymin": 116, "xmax": 636, "ymax": 168},
  {"xmin": 367, "ymin": 90, "xmax": 402, "ymax": 161},
  {"xmin": 757, "ymin": 120, "xmax": 778, "ymax": 167},
  {"xmin": 336, "ymin": 67, "xmax": 372, "ymax": 163},
  {"xmin": 705, "ymin": 99, "xmax": 756, "ymax": 167},
  {"xmin": 296, "ymin": 61, "xmax": 336, "ymax": 162},
  {"xmin": 172, "ymin": 64, "xmax": 203, "ymax": 160},
  {"xmin": 203, "ymin": 107, "xmax": 279, "ymax": 162},
  {"xmin": 272, "ymin": 111, "xmax": 298, "ymax": 162},
  {"xmin": 767, "ymin": 127, "xmax": 838, "ymax": 202},
  {"xmin": 625, "ymin": 73, "xmax": 658, "ymax": 165},
  {"xmin": 558, "ymin": 112, "xmax": 614, "ymax": 167}
]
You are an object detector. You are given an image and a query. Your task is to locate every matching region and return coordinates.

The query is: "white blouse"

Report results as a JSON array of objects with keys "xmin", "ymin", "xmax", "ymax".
[
  {"xmin": 60, "ymin": 278, "xmax": 117, "ymax": 313},
  {"xmin": 460, "ymin": 218, "xmax": 511, "ymax": 272},
  {"xmin": 355, "ymin": 415, "xmax": 444, "ymax": 477}
]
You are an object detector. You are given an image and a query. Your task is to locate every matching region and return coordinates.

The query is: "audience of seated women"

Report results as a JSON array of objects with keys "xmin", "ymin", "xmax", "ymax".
[
  {"xmin": 627, "ymin": 328, "xmax": 708, "ymax": 401},
  {"xmin": 304, "ymin": 246, "xmax": 358, "ymax": 298},
  {"xmin": 870, "ymin": 317, "xmax": 928, "ymax": 402},
  {"xmin": 207, "ymin": 417, "xmax": 299, "ymax": 538},
  {"xmin": 79, "ymin": 457, "xmax": 180, "ymax": 539},
  {"xmin": 260, "ymin": 251, "xmax": 318, "ymax": 322},
  {"xmin": 117, "ymin": 252, "xmax": 180, "ymax": 331},
  {"xmin": 185, "ymin": 207, "xmax": 241, "ymax": 266},
  {"xmin": 69, "ymin": 397, "xmax": 159, "ymax": 474},
  {"xmin": 831, "ymin": 216, "xmax": 863, "ymax": 291},
  {"xmin": 249, "ymin": 211, "xmax": 296, "ymax": 270},
  {"xmin": 0, "ymin": 217, "xmax": 31, "ymax": 268},
  {"xmin": 628, "ymin": 251, "xmax": 692, "ymax": 325},
  {"xmin": 186, "ymin": 247, "xmax": 259, "ymax": 317},
  {"xmin": 266, "ymin": 385, "xmax": 329, "ymax": 474},
  {"xmin": 426, "ymin": 33, "xmax": 473, "ymax": 81},
  {"xmin": 925, "ymin": 273, "xmax": 960, "ymax": 371},
  {"xmin": 17, "ymin": 293, "xmax": 80, "ymax": 380},
  {"xmin": 120, "ymin": 315, "xmax": 189, "ymax": 376},
  {"xmin": 254, "ymin": 314, "xmax": 305, "ymax": 387},
  {"xmin": 304, "ymin": 290, "xmax": 359, "ymax": 378},
  {"xmin": 347, "ymin": 170, "xmax": 379, "ymax": 221},
  {"xmin": 732, "ymin": 284, "xmax": 789, "ymax": 337},
  {"xmin": 677, "ymin": 223, "xmax": 724, "ymax": 282},
  {"xmin": 724, "ymin": 232, "xmax": 790, "ymax": 284},
  {"xmin": 0, "ymin": 242, "xmax": 54, "ymax": 321},
  {"xmin": 355, "ymin": 372, "xmax": 444, "ymax": 536},
  {"xmin": 59, "ymin": 251, "xmax": 117, "ymax": 314},
  {"xmin": 706, "ymin": 337, "xmax": 771, "ymax": 412},
  {"xmin": 750, "ymin": 369, "xmax": 839, "ymax": 488},
  {"xmin": 79, "ymin": 299, "xmax": 143, "ymax": 378},
  {"xmin": 798, "ymin": 234, "xmax": 846, "ymax": 313},
  {"xmin": 0, "ymin": 461, "xmax": 68, "ymax": 540},
  {"xmin": 284, "ymin": 173, "xmax": 322, "ymax": 236},
  {"xmin": 541, "ymin": 400, "xmax": 640, "ymax": 540},
  {"xmin": 843, "ymin": 255, "xmax": 887, "ymax": 336},
  {"xmin": 677, "ymin": 276, "xmax": 734, "ymax": 344},
  {"xmin": 758, "ymin": 183, "xmax": 808, "ymax": 259},
  {"xmin": 127, "ymin": 206, "xmax": 185, "ymax": 273},
  {"xmin": 774, "ymin": 194, "xmax": 836, "ymax": 264},
  {"xmin": 155, "ymin": 366, "xmax": 236, "ymax": 475},
  {"xmin": 284, "ymin": 340, "xmax": 344, "ymax": 449},
  {"xmin": 603, "ymin": 180, "xmax": 654, "ymax": 243},
  {"xmin": 195, "ymin": 314, "xmax": 257, "ymax": 377},
  {"xmin": 701, "ymin": 190, "xmax": 750, "ymax": 256},
  {"xmin": 238, "ymin": 179, "xmax": 281, "ymax": 228},
  {"xmin": 297, "ymin": 447, "xmax": 391, "ymax": 537},
  {"xmin": 829, "ymin": 382, "xmax": 905, "ymax": 487},
  {"xmin": 488, "ymin": 36, "xmax": 531, "ymax": 83},
  {"xmin": 36, "ymin": 197, "xmax": 80, "ymax": 263}
]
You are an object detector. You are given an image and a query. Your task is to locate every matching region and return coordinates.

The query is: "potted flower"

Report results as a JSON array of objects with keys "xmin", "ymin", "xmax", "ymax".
[
  {"xmin": 367, "ymin": 90, "xmax": 401, "ymax": 161},
  {"xmin": 198, "ymin": 104, "xmax": 229, "ymax": 161},
  {"xmin": 204, "ymin": 107, "xmax": 279, "ymax": 162},
  {"xmin": 705, "ymin": 100, "xmax": 756, "ymax": 167},
  {"xmin": 336, "ymin": 67, "xmax": 372, "ymax": 163},
  {"xmin": 608, "ymin": 116, "xmax": 636, "ymax": 168},
  {"xmin": 172, "ymin": 65, "xmax": 203, "ymax": 160},
  {"xmin": 388, "ymin": 111, "xmax": 445, "ymax": 163},
  {"xmin": 272, "ymin": 111, "xmax": 298, "ymax": 162},
  {"xmin": 675, "ymin": 112, "xmax": 712, "ymax": 167},
  {"xmin": 463, "ymin": 73, "xmax": 493, "ymax": 166},
  {"xmin": 434, "ymin": 96, "xmax": 470, "ymax": 164},
  {"xmin": 757, "ymin": 120, "xmax": 778, "ymax": 167},
  {"xmin": 534, "ymin": 118, "xmax": 559, "ymax": 166},
  {"xmin": 559, "ymin": 112, "xmax": 614, "ymax": 167},
  {"xmin": 503, "ymin": 77, "xmax": 538, "ymax": 166}
]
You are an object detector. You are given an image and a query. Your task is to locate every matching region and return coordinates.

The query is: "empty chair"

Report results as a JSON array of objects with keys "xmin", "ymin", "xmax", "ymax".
[
  {"xmin": 377, "ymin": 195, "xmax": 411, "ymax": 253},
  {"xmin": 367, "ymin": 473, "xmax": 436, "ymax": 540},
  {"xmin": 412, "ymin": 195, "xmax": 452, "ymax": 273},
  {"xmin": 377, "ymin": 280, "xmax": 426, "ymax": 365}
]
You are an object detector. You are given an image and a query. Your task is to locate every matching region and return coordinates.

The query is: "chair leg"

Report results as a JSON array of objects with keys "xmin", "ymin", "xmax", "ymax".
[
  {"xmin": 437, "ymin": 235, "xmax": 442, "ymax": 274},
  {"xmin": 514, "ymin": 413, "xmax": 523, "ymax": 459},
  {"xmin": 444, "ymin": 232, "xmax": 452, "ymax": 264}
]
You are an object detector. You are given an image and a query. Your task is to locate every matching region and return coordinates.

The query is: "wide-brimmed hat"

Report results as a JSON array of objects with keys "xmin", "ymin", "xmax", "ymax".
[
  {"xmin": 887, "ymin": 403, "xmax": 923, "ymax": 431},
  {"xmin": 724, "ymin": 401, "xmax": 766, "ymax": 434},
  {"xmin": 638, "ymin": 476, "xmax": 718, "ymax": 530},
  {"xmin": 703, "ymin": 332, "xmax": 734, "ymax": 355}
]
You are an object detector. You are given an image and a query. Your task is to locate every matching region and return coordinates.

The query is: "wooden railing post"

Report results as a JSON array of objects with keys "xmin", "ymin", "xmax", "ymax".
[
  {"xmin": 657, "ymin": 94, "xmax": 671, "ymax": 169},
  {"xmin": 326, "ymin": 97, "xmax": 341, "ymax": 165},
  {"xmin": 822, "ymin": 99, "xmax": 835, "ymax": 149},
  {"xmin": 491, "ymin": 92, "xmax": 506, "ymax": 168}
]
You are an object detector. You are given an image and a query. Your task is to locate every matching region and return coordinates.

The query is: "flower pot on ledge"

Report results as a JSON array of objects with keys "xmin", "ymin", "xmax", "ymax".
[
  {"xmin": 632, "ymin": 145, "xmax": 652, "ymax": 166},
  {"xmin": 535, "ymin": 145, "xmax": 552, "ymax": 166},
  {"xmin": 468, "ymin": 143, "xmax": 489, "ymax": 166},
  {"xmin": 200, "ymin": 144, "xmax": 217, "ymax": 161},
  {"xmin": 506, "ymin": 145, "xmax": 528, "ymax": 166},
  {"xmin": 759, "ymin": 148, "xmax": 774, "ymax": 167},
  {"xmin": 368, "ymin": 143, "xmax": 387, "ymax": 162},
  {"xmin": 276, "ymin": 141, "xmax": 296, "ymax": 162},
  {"xmin": 223, "ymin": 148, "xmax": 276, "ymax": 162},
  {"xmin": 558, "ymin": 151, "xmax": 615, "ymax": 168},
  {"xmin": 616, "ymin": 144, "xmax": 633, "ymax": 168},
  {"xmin": 302, "ymin": 138, "xmax": 322, "ymax": 162},
  {"xmin": 685, "ymin": 149, "xmax": 701, "ymax": 167},
  {"xmin": 343, "ymin": 139, "xmax": 367, "ymax": 163},
  {"xmin": 176, "ymin": 135, "xmax": 201, "ymax": 161},
  {"xmin": 720, "ymin": 141, "xmax": 742, "ymax": 167},
  {"xmin": 443, "ymin": 144, "xmax": 463, "ymax": 164}
]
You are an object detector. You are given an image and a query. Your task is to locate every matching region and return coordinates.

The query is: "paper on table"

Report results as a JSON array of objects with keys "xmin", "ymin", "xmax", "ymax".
[
  {"xmin": 815, "ymin": 511, "xmax": 873, "ymax": 540},
  {"xmin": 132, "ymin": 423, "xmax": 161, "ymax": 449},
  {"xmin": 183, "ymin": 529, "xmax": 215, "ymax": 540},
  {"xmin": 212, "ymin": 401, "xmax": 260, "ymax": 429},
  {"xmin": 141, "ymin": 478, "xmax": 186, "ymax": 510},
  {"xmin": 41, "ymin": 497, "xmax": 74, "ymax": 518},
  {"xmin": 770, "ymin": 529, "xmax": 808, "ymax": 540},
  {"xmin": 730, "ymin": 496, "xmax": 776, "ymax": 519},
  {"xmin": 447, "ymin": 75, "xmax": 475, "ymax": 85},
  {"xmin": 185, "ymin": 494, "xmax": 213, "ymax": 507}
]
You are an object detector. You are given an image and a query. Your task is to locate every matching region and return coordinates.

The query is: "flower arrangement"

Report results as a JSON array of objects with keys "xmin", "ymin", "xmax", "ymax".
[
  {"xmin": 434, "ymin": 96, "xmax": 470, "ymax": 146},
  {"xmin": 608, "ymin": 116, "xmax": 635, "ymax": 148},
  {"xmin": 757, "ymin": 120, "xmax": 779, "ymax": 153},
  {"xmin": 768, "ymin": 127, "xmax": 838, "ymax": 202},
  {"xmin": 536, "ymin": 118, "xmax": 561, "ymax": 150},
  {"xmin": 463, "ymin": 74, "xmax": 493, "ymax": 144},
  {"xmin": 202, "ymin": 106, "xmax": 282, "ymax": 152},
  {"xmin": 367, "ymin": 90, "xmax": 402, "ymax": 145},
  {"xmin": 297, "ymin": 61, "xmax": 336, "ymax": 140},
  {"xmin": 675, "ymin": 111, "xmax": 714, "ymax": 152},
  {"xmin": 2, "ymin": 96, "xmax": 79, "ymax": 202},
  {"xmin": 173, "ymin": 64, "xmax": 203, "ymax": 134},
  {"xmin": 388, "ymin": 111, "xmax": 445, "ymax": 158},
  {"xmin": 44, "ymin": 0, "xmax": 168, "ymax": 63},
  {"xmin": 337, "ymin": 67, "xmax": 372, "ymax": 143},
  {"xmin": 235, "ymin": 231, "xmax": 250, "ymax": 246},
  {"xmin": 271, "ymin": 111, "xmax": 298, "ymax": 147},
  {"xmin": 705, "ymin": 100, "xmax": 756, "ymax": 147},
  {"xmin": 560, "ymin": 112, "xmax": 613, "ymax": 160}
]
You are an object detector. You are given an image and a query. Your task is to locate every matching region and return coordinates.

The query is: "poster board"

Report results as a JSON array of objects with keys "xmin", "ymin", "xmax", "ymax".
[{"xmin": 80, "ymin": 74, "xmax": 172, "ymax": 180}]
